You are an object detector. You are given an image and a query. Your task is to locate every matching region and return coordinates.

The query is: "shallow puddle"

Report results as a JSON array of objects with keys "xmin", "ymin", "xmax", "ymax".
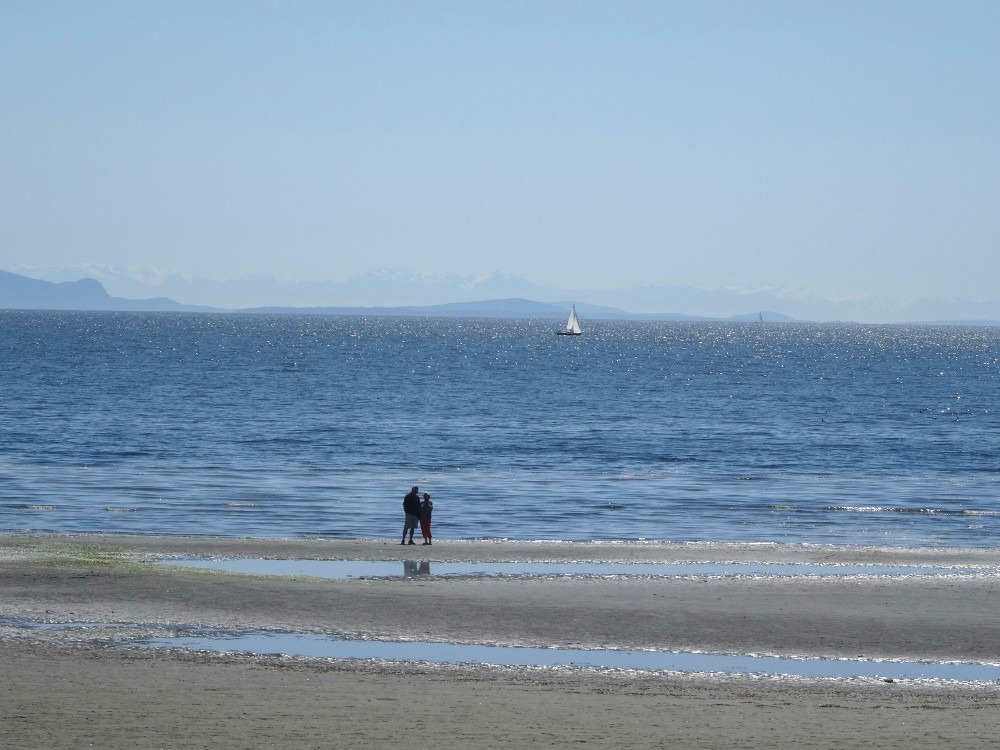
[
  {"xmin": 5, "ymin": 617, "xmax": 995, "ymax": 683},
  {"xmin": 160, "ymin": 558, "xmax": 988, "ymax": 579},
  {"xmin": 132, "ymin": 630, "xmax": 1000, "ymax": 683}
]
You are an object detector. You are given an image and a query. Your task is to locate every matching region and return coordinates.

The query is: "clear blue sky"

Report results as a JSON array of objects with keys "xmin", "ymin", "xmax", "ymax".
[{"xmin": 2, "ymin": 1, "xmax": 998, "ymax": 307}]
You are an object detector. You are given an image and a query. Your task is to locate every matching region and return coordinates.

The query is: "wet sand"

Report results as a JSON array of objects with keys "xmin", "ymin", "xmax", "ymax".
[{"xmin": 3, "ymin": 534, "xmax": 1000, "ymax": 749}]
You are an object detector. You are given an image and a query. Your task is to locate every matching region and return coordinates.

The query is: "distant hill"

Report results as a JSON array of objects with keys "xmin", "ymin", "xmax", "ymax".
[
  {"xmin": 14, "ymin": 266, "xmax": 1000, "ymax": 323},
  {"xmin": 242, "ymin": 298, "xmax": 581, "ymax": 318},
  {"xmin": 0, "ymin": 270, "xmax": 218, "ymax": 312},
  {"xmin": 238, "ymin": 298, "xmax": 796, "ymax": 322},
  {"xmin": 241, "ymin": 297, "xmax": 568, "ymax": 317},
  {"xmin": 0, "ymin": 269, "xmax": 799, "ymax": 321}
]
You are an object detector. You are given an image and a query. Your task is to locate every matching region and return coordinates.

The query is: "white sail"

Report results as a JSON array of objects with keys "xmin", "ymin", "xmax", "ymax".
[
  {"xmin": 567, "ymin": 306, "xmax": 581, "ymax": 334},
  {"xmin": 558, "ymin": 305, "xmax": 582, "ymax": 335}
]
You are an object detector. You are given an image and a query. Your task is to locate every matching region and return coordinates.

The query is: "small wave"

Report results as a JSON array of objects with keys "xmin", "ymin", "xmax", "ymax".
[
  {"xmin": 827, "ymin": 506, "xmax": 1000, "ymax": 517},
  {"xmin": 236, "ymin": 437, "xmax": 312, "ymax": 446},
  {"xmin": 105, "ymin": 507, "xmax": 137, "ymax": 513},
  {"xmin": 21, "ymin": 504, "xmax": 56, "ymax": 510},
  {"xmin": 827, "ymin": 506, "xmax": 937, "ymax": 514}
]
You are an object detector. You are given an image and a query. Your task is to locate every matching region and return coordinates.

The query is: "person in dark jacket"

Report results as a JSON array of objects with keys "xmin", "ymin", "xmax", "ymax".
[{"xmin": 402, "ymin": 486, "xmax": 421, "ymax": 545}]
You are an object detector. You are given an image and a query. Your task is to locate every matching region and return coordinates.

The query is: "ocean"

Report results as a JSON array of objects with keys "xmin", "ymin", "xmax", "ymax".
[{"xmin": 1, "ymin": 310, "xmax": 999, "ymax": 547}]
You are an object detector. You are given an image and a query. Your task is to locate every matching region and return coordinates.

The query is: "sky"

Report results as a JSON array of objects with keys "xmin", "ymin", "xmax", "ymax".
[{"xmin": 2, "ymin": 1, "xmax": 999, "ymax": 314}]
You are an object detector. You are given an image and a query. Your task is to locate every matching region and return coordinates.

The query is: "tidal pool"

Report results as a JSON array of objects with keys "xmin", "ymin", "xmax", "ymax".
[
  {"xmin": 159, "ymin": 558, "xmax": 988, "ymax": 579},
  {"xmin": 6, "ymin": 617, "xmax": 995, "ymax": 683},
  {"xmin": 132, "ymin": 630, "xmax": 1000, "ymax": 683}
]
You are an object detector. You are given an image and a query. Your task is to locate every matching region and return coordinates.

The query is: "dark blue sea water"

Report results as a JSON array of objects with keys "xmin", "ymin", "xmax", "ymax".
[{"xmin": 2, "ymin": 310, "xmax": 999, "ymax": 546}]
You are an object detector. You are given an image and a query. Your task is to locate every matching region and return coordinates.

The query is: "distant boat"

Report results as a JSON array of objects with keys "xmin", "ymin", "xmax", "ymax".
[
  {"xmin": 557, "ymin": 305, "xmax": 582, "ymax": 336},
  {"xmin": 758, "ymin": 312, "xmax": 764, "ymax": 323}
]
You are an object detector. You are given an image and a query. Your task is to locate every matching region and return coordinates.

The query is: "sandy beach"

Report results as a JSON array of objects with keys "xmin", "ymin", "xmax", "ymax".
[{"xmin": 3, "ymin": 534, "xmax": 1000, "ymax": 749}]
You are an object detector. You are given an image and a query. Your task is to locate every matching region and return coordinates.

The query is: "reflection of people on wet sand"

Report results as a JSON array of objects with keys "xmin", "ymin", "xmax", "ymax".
[
  {"xmin": 420, "ymin": 492, "xmax": 433, "ymax": 545},
  {"xmin": 401, "ymin": 486, "xmax": 421, "ymax": 545},
  {"xmin": 403, "ymin": 560, "xmax": 432, "ymax": 577}
]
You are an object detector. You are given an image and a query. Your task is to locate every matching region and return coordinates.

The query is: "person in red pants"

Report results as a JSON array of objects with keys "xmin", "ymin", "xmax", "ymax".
[{"xmin": 420, "ymin": 492, "xmax": 433, "ymax": 545}]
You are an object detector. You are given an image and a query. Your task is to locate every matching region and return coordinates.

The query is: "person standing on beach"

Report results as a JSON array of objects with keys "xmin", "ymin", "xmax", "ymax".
[
  {"xmin": 420, "ymin": 492, "xmax": 433, "ymax": 545},
  {"xmin": 402, "ymin": 486, "xmax": 421, "ymax": 545}
]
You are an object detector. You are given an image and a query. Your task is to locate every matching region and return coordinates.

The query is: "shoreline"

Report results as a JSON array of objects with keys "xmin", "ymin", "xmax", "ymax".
[
  {"xmin": 7, "ymin": 531, "xmax": 1000, "ymax": 565},
  {"xmin": 4, "ymin": 533, "xmax": 1000, "ymax": 748}
]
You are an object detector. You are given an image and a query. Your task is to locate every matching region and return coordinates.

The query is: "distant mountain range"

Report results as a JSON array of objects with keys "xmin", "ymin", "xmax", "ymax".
[
  {"xmin": 0, "ymin": 270, "xmax": 792, "ymax": 321},
  {"xmin": 240, "ymin": 299, "xmax": 792, "ymax": 322},
  {"xmin": 0, "ymin": 270, "xmax": 218, "ymax": 313},
  {"xmin": 4, "ymin": 268, "xmax": 1000, "ymax": 324}
]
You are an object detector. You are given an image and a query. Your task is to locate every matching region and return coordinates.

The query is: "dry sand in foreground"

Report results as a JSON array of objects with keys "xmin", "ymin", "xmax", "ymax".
[{"xmin": 2, "ymin": 534, "xmax": 1000, "ymax": 749}]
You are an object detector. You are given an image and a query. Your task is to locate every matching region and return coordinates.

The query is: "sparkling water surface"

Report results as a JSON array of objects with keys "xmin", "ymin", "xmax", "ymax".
[{"xmin": 2, "ymin": 311, "xmax": 999, "ymax": 546}]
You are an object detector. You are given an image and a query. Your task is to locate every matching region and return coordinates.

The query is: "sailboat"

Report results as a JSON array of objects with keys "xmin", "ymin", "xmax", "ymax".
[{"xmin": 556, "ymin": 305, "xmax": 582, "ymax": 336}]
